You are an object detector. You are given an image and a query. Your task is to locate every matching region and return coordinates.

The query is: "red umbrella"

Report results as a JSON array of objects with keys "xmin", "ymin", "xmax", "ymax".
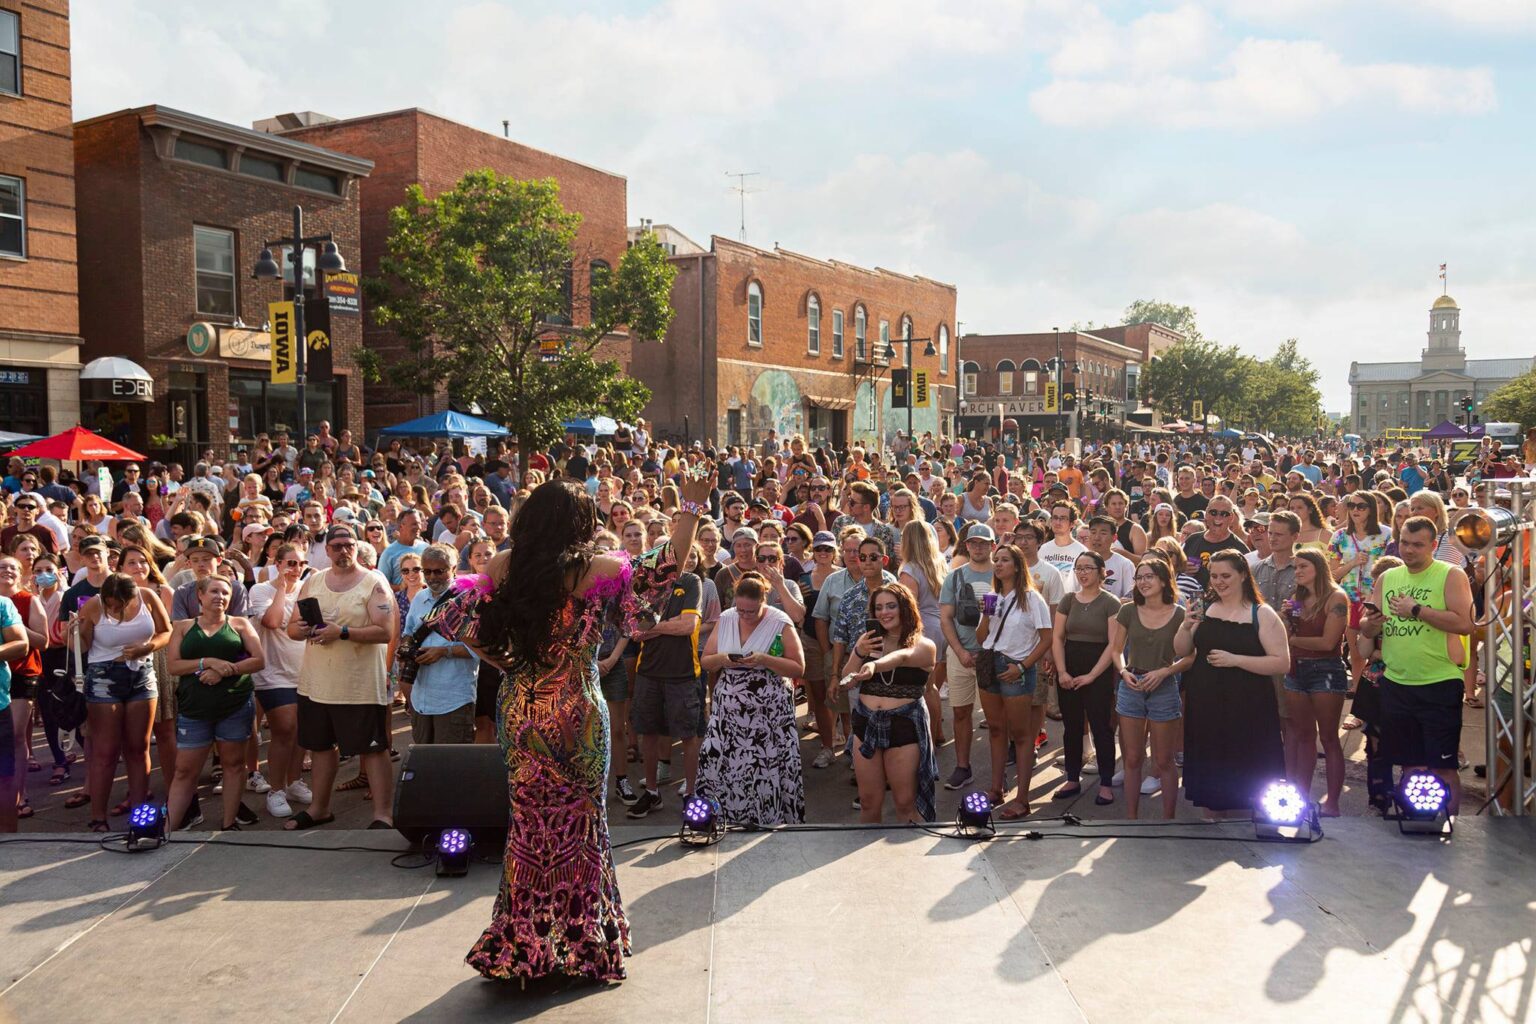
[{"xmin": 7, "ymin": 426, "xmax": 146, "ymax": 462}]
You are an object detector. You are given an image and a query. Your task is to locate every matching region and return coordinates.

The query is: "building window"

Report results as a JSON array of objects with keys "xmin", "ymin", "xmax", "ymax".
[
  {"xmin": 241, "ymin": 154, "xmax": 285, "ymax": 182},
  {"xmin": 938, "ymin": 324, "xmax": 949, "ymax": 374},
  {"xmin": 0, "ymin": 175, "xmax": 23, "ymax": 259},
  {"xmin": 997, "ymin": 359, "xmax": 1015, "ymax": 395},
  {"xmin": 962, "ymin": 361, "xmax": 979, "ymax": 397},
  {"xmin": 194, "ymin": 226, "xmax": 236, "ymax": 317},
  {"xmin": 832, "ymin": 309, "xmax": 844, "ymax": 359},
  {"xmin": 294, "ymin": 167, "xmax": 341, "ymax": 194},
  {"xmin": 174, "ymin": 138, "xmax": 229, "ymax": 170},
  {"xmin": 854, "ymin": 306, "xmax": 867, "ymax": 360},
  {"xmin": 878, "ymin": 320, "xmax": 890, "ymax": 362},
  {"xmin": 1024, "ymin": 370, "xmax": 1038, "ymax": 394},
  {"xmin": 747, "ymin": 281, "xmax": 763, "ymax": 345},
  {"xmin": 0, "ymin": 9, "xmax": 19, "ymax": 96},
  {"xmin": 807, "ymin": 294, "xmax": 820, "ymax": 355}
]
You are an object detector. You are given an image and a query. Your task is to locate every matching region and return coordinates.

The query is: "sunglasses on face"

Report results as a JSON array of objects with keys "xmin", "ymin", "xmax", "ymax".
[
  {"xmin": 400, "ymin": 566, "xmax": 422, "ymax": 575},
  {"xmin": 1207, "ymin": 509, "xmax": 1232, "ymax": 517},
  {"xmin": 282, "ymin": 559, "xmax": 308, "ymax": 567},
  {"xmin": 857, "ymin": 554, "xmax": 884, "ymax": 562}
]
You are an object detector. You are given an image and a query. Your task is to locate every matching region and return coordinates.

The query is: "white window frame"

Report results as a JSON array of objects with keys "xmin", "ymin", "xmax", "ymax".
[
  {"xmin": 194, "ymin": 226, "xmax": 237, "ymax": 316},
  {"xmin": 832, "ymin": 309, "xmax": 844, "ymax": 359},
  {"xmin": 855, "ymin": 306, "xmax": 867, "ymax": 360},
  {"xmin": 963, "ymin": 361, "xmax": 979, "ymax": 397},
  {"xmin": 878, "ymin": 319, "xmax": 890, "ymax": 364},
  {"xmin": 807, "ymin": 294, "xmax": 820, "ymax": 356},
  {"xmin": 938, "ymin": 324, "xmax": 949, "ymax": 374},
  {"xmin": 0, "ymin": 174, "xmax": 23, "ymax": 259},
  {"xmin": 1024, "ymin": 370, "xmax": 1038, "ymax": 394},
  {"xmin": 747, "ymin": 281, "xmax": 763, "ymax": 346},
  {"xmin": 0, "ymin": 10, "xmax": 19, "ymax": 97},
  {"xmin": 997, "ymin": 360, "xmax": 1015, "ymax": 395}
]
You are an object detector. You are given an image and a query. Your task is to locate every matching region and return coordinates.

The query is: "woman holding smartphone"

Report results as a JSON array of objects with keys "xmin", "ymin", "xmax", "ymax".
[
  {"xmin": 837, "ymin": 581, "xmax": 938, "ymax": 823},
  {"xmin": 1052, "ymin": 552, "xmax": 1122, "ymax": 805}
]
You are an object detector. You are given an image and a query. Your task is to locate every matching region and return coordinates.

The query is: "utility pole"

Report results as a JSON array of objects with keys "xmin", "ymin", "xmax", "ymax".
[{"xmin": 725, "ymin": 171, "xmax": 761, "ymax": 241}]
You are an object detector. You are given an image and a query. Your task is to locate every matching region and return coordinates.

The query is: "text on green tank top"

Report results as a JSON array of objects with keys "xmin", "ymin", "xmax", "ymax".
[{"xmin": 1378, "ymin": 561, "xmax": 1467, "ymax": 686}]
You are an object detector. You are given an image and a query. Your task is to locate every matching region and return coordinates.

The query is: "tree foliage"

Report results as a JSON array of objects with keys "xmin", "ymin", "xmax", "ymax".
[
  {"xmin": 1123, "ymin": 299, "xmax": 1202, "ymax": 341},
  {"xmin": 1481, "ymin": 369, "xmax": 1536, "ymax": 426},
  {"xmin": 1140, "ymin": 338, "xmax": 1249, "ymax": 421},
  {"xmin": 1236, "ymin": 338, "xmax": 1324, "ymax": 435},
  {"xmin": 364, "ymin": 169, "xmax": 677, "ymax": 452}
]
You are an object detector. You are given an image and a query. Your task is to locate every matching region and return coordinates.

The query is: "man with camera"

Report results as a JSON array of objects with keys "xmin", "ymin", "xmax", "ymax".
[{"xmin": 400, "ymin": 544, "xmax": 478, "ymax": 744}]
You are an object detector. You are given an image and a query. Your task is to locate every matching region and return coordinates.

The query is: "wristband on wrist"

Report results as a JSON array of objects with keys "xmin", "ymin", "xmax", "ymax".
[{"xmin": 678, "ymin": 499, "xmax": 708, "ymax": 517}]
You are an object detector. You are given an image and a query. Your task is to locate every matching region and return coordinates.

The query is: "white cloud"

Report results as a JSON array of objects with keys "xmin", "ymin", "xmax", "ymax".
[
  {"xmin": 1217, "ymin": 0, "xmax": 1536, "ymax": 31},
  {"xmin": 1031, "ymin": 38, "xmax": 1495, "ymax": 128}
]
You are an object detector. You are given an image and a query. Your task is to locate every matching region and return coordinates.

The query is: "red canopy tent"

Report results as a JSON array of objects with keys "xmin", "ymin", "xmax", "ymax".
[{"xmin": 7, "ymin": 426, "xmax": 146, "ymax": 462}]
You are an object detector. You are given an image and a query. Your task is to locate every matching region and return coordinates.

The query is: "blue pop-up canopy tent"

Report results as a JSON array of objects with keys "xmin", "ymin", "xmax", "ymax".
[
  {"xmin": 377, "ymin": 411, "xmax": 510, "ymax": 438},
  {"xmin": 562, "ymin": 416, "xmax": 619, "ymax": 435}
]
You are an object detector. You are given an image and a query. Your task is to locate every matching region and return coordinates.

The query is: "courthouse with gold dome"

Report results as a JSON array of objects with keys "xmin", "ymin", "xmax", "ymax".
[{"xmin": 1348, "ymin": 293, "xmax": 1533, "ymax": 436}]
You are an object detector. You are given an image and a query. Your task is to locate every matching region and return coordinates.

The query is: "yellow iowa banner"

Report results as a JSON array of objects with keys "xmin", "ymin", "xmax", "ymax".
[{"xmin": 269, "ymin": 301, "xmax": 296, "ymax": 384}]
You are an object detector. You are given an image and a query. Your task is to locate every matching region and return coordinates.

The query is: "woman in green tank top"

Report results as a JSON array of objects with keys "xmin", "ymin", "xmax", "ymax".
[{"xmin": 165, "ymin": 576, "xmax": 266, "ymax": 831}]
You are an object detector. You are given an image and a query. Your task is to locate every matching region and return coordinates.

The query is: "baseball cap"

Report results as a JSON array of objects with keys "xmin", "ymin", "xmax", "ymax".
[
  {"xmin": 966, "ymin": 523, "xmax": 997, "ymax": 543},
  {"xmin": 1248, "ymin": 511, "xmax": 1272, "ymax": 526},
  {"xmin": 749, "ymin": 497, "xmax": 771, "ymax": 510},
  {"xmin": 242, "ymin": 522, "xmax": 273, "ymax": 539},
  {"xmin": 811, "ymin": 531, "xmax": 838, "ymax": 549},
  {"xmin": 731, "ymin": 526, "xmax": 759, "ymax": 544},
  {"xmin": 332, "ymin": 507, "xmax": 358, "ymax": 523},
  {"xmin": 184, "ymin": 536, "xmax": 223, "ymax": 556},
  {"xmin": 299, "ymin": 466, "xmax": 314, "ymax": 476},
  {"xmin": 324, "ymin": 524, "xmax": 357, "ymax": 544}
]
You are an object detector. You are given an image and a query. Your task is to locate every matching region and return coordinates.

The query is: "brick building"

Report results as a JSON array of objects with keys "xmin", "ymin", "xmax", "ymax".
[
  {"xmin": 632, "ymin": 236, "xmax": 957, "ymax": 448},
  {"xmin": 274, "ymin": 109, "xmax": 629, "ymax": 434},
  {"xmin": 73, "ymin": 106, "xmax": 372, "ymax": 460},
  {"xmin": 0, "ymin": 0, "xmax": 82, "ymax": 434},
  {"xmin": 957, "ymin": 326, "xmax": 1175, "ymax": 440}
]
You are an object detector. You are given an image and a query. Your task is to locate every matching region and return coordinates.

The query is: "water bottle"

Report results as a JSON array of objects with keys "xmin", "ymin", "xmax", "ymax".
[{"xmin": 768, "ymin": 634, "xmax": 784, "ymax": 658}]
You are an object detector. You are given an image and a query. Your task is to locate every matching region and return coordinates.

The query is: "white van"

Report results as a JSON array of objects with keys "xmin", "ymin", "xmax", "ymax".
[{"xmin": 1483, "ymin": 421, "xmax": 1522, "ymax": 457}]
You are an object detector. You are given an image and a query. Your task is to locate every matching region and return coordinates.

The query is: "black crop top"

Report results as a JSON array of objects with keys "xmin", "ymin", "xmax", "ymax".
[{"xmin": 860, "ymin": 664, "xmax": 929, "ymax": 701}]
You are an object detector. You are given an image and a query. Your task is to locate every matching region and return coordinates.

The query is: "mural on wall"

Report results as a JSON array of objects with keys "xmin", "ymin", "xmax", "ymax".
[
  {"xmin": 880, "ymin": 382, "xmax": 940, "ymax": 445},
  {"xmin": 853, "ymin": 381, "xmax": 878, "ymax": 446},
  {"xmin": 748, "ymin": 368, "xmax": 804, "ymax": 443}
]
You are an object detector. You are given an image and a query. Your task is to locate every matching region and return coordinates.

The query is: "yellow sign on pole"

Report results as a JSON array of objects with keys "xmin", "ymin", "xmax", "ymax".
[
  {"xmin": 1191, "ymin": 399, "xmax": 1204, "ymax": 422},
  {"xmin": 1045, "ymin": 381, "xmax": 1059, "ymax": 413},
  {"xmin": 269, "ymin": 301, "xmax": 296, "ymax": 384},
  {"xmin": 913, "ymin": 370, "xmax": 931, "ymax": 408}
]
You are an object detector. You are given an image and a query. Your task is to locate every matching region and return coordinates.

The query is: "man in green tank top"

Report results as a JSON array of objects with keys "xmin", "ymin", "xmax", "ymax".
[{"xmin": 1360, "ymin": 516, "xmax": 1474, "ymax": 814}]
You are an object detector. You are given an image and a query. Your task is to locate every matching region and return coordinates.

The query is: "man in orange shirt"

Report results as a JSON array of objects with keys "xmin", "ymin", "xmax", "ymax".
[{"xmin": 1057, "ymin": 454, "xmax": 1085, "ymax": 501}]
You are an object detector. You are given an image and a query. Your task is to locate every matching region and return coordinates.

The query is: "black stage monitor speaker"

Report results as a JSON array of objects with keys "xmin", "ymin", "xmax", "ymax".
[{"xmin": 393, "ymin": 743, "xmax": 508, "ymax": 851}]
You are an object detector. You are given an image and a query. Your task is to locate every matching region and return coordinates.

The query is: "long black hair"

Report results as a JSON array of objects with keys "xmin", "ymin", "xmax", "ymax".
[{"xmin": 475, "ymin": 480, "xmax": 600, "ymax": 671}]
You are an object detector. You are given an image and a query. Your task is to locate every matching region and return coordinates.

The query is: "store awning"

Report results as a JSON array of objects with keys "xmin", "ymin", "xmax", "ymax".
[
  {"xmin": 805, "ymin": 395, "xmax": 855, "ymax": 411},
  {"xmin": 80, "ymin": 356, "xmax": 154, "ymax": 403}
]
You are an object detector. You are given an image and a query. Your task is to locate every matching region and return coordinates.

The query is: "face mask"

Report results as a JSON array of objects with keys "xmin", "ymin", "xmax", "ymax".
[{"xmin": 34, "ymin": 571, "xmax": 58, "ymax": 587}]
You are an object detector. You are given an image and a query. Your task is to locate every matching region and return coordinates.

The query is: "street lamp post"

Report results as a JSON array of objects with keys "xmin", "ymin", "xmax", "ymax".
[
  {"xmin": 884, "ymin": 332, "xmax": 938, "ymax": 446},
  {"xmin": 252, "ymin": 204, "xmax": 347, "ymax": 444}
]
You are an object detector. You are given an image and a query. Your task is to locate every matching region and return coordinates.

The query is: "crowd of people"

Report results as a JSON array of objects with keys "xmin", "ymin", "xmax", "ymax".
[{"xmin": 0, "ymin": 419, "xmax": 1496, "ymax": 982}]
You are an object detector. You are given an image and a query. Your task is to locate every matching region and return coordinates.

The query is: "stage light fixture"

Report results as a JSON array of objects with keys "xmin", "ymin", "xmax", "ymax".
[
  {"xmin": 126, "ymin": 803, "xmax": 166, "ymax": 851},
  {"xmin": 1253, "ymin": 781, "xmax": 1321, "ymax": 842},
  {"xmin": 435, "ymin": 828, "xmax": 473, "ymax": 876},
  {"xmin": 1452, "ymin": 505, "xmax": 1518, "ymax": 555},
  {"xmin": 680, "ymin": 796, "xmax": 724, "ymax": 847},
  {"xmin": 956, "ymin": 790, "xmax": 995, "ymax": 838},
  {"xmin": 1394, "ymin": 772, "xmax": 1452, "ymax": 836}
]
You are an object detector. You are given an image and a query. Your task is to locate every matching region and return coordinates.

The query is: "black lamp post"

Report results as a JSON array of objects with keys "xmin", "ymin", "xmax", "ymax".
[
  {"xmin": 253, "ymin": 204, "xmax": 346, "ymax": 444},
  {"xmin": 883, "ymin": 333, "xmax": 938, "ymax": 446}
]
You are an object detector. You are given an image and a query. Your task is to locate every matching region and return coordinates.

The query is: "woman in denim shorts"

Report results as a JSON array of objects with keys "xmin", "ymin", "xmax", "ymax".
[
  {"xmin": 1283, "ymin": 550, "xmax": 1350, "ymax": 817},
  {"xmin": 976, "ymin": 544, "xmax": 1054, "ymax": 819},
  {"xmin": 76, "ymin": 573, "xmax": 172, "ymax": 833},
  {"xmin": 1108, "ymin": 558, "xmax": 1192, "ymax": 820}
]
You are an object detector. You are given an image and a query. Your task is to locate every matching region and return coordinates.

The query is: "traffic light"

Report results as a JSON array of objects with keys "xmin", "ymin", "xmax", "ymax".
[{"xmin": 1462, "ymin": 395, "xmax": 1474, "ymax": 414}]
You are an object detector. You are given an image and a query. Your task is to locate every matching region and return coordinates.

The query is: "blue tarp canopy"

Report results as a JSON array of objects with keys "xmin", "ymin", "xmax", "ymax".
[
  {"xmin": 1212, "ymin": 427, "xmax": 1243, "ymax": 438},
  {"xmin": 376, "ymin": 411, "xmax": 510, "ymax": 438},
  {"xmin": 562, "ymin": 416, "xmax": 619, "ymax": 435},
  {"xmin": 0, "ymin": 431, "xmax": 46, "ymax": 448}
]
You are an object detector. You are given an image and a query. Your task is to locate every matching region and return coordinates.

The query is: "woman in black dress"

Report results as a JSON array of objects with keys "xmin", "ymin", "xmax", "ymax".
[{"xmin": 1173, "ymin": 550, "xmax": 1289, "ymax": 818}]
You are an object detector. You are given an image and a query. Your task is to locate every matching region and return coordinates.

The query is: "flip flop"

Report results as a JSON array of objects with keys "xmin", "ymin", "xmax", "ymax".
[
  {"xmin": 283, "ymin": 811, "xmax": 335, "ymax": 832},
  {"xmin": 1341, "ymin": 716, "xmax": 1363, "ymax": 731},
  {"xmin": 17, "ymin": 799, "xmax": 33, "ymax": 819},
  {"xmin": 111, "ymin": 800, "xmax": 132, "ymax": 817},
  {"xmin": 1465, "ymin": 696, "xmax": 1484, "ymax": 708},
  {"xmin": 998, "ymin": 801, "xmax": 1031, "ymax": 820},
  {"xmin": 86, "ymin": 819, "xmax": 111, "ymax": 833},
  {"xmin": 64, "ymin": 792, "xmax": 89, "ymax": 809}
]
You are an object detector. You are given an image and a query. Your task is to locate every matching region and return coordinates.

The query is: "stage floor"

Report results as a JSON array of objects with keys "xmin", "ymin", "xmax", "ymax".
[{"xmin": 1, "ymin": 818, "xmax": 1532, "ymax": 1023}]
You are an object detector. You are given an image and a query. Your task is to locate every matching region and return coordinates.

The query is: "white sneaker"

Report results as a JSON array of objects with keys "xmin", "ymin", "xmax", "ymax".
[
  {"xmin": 657, "ymin": 761, "xmax": 673, "ymax": 783},
  {"xmin": 266, "ymin": 788, "xmax": 294, "ymax": 818},
  {"xmin": 1140, "ymin": 776, "xmax": 1162, "ymax": 796},
  {"xmin": 812, "ymin": 748, "xmax": 835, "ymax": 769},
  {"xmin": 212, "ymin": 778, "xmax": 224, "ymax": 793},
  {"xmin": 1111, "ymin": 769, "xmax": 1125, "ymax": 787},
  {"xmin": 286, "ymin": 780, "xmax": 314, "ymax": 804},
  {"xmin": 677, "ymin": 781, "xmax": 690, "ymax": 798},
  {"xmin": 1082, "ymin": 757, "xmax": 1099, "ymax": 775},
  {"xmin": 247, "ymin": 770, "xmax": 272, "ymax": 794}
]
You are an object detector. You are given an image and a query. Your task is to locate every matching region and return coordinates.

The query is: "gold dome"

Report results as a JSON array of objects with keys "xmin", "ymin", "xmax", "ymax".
[{"xmin": 1432, "ymin": 294, "xmax": 1458, "ymax": 310}]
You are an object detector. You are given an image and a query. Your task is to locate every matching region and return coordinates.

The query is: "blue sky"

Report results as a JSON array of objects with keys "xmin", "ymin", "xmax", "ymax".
[{"xmin": 74, "ymin": 0, "xmax": 1536, "ymax": 408}]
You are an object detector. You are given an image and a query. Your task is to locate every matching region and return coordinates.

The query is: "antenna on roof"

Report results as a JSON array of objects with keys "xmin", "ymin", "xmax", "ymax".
[
  {"xmin": 725, "ymin": 171, "xmax": 762, "ymax": 242},
  {"xmin": 501, "ymin": 120, "xmax": 510, "ymax": 138}
]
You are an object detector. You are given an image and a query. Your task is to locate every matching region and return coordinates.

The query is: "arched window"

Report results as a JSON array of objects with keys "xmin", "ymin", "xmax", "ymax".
[
  {"xmin": 1020, "ymin": 358, "xmax": 1041, "ymax": 371},
  {"xmin": 997, "ymin": 359, "xmax": 1016, "ymax": 395},
  {"xmin": 807, "ymin": 293, "xmax": 821, "ymax": 355},
  {"xmin": 962, "ymin": 360, "xmax": 980, "ymax": 396},
  {"xmin": 747, "ymin": 281, "xmax": 763, "ymax": 346},
  {"xmin": 938, "ymin": 324, "xmax": 949, "ymax": 374},
  {"xmin": 588, "ymin": 259, "xmax": 611, "ymax": 321},
  {"xmin": 854, "ymin": 305, "xmax": 868, "ymax": 360}
]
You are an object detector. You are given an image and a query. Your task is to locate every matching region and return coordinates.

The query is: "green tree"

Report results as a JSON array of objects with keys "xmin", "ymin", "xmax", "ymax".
[
  {"xmin": 365, "ymin": 170, "xmax": 677, "ymax": 453},
  {"xmin": 1140, "ymin": 338, "xmax": 1249, "ymax": 421},
  {"xmin": 1481, "ymin": 369, "xmax": 1536, "ymax": 426},
  {"xmin": 1123, "ymin": 299, "xmax": 1202, "ymax": 341},
  {"xmin": 1236, "ymin": 338, "xmax": 1323, "ymax": 434}
]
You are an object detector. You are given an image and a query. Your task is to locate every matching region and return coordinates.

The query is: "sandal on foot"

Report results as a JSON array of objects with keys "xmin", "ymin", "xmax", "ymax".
[
  {"xmin": 48, "ymin": 766, "xmax": 70, "ymax": 786},
  {"xmin": 998, "ymin": 801, "xmax": 1031, "ymax": 820},
  {"xmin": 1465, "ymin": 696, "xmax": 1484, "ymax": 708},
  {"xmin": 335, "ymin": 774, "xmax": 370, "ymax": 792},
  {"xmin": 283, "ymin": 811, "xmax": 336, "ymax": 831},
  {"xmin": 64, "ymin": 793, "xmax": 89, "ymax": 809},
  {"xmin": 111, "ymin": 800, "xmax": 132, "ymax": 817},
  {"xmin": 1341, "ymin": 716, "xmax": 1363, "ymax": 731},
  {"xmin": 18, "ymin": 799, "xmax": 33, "ymax": 819},
  {"xmin": 87, "ymin": 819, "xmax": 111, "ymax": 834},
  {"xmin": 27, "ymin": 759, "xmax": 41, "ymax": 772}
]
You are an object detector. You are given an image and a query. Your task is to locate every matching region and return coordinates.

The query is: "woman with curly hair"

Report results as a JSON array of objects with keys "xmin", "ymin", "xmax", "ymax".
[
  {"xmin": 427, "ymin": 474, "xmax": 712, "ymax": 984},
  {"xmin": 1288, "ymin": 492, "xmax": 1330, "ymax": 550}
]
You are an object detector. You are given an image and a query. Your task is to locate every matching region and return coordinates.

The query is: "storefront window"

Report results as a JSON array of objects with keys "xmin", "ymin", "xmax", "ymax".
[{"xmin": 229, "ymin": 369, "xmax": 337, "ymax": 441}]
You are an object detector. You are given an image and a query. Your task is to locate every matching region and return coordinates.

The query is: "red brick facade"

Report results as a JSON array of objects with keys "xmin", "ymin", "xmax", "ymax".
[
  {"xmin": 0, "ymin": 0, "xmax": 81, "ymax": 433},
  {"xmin": 633, "ymin": 237, "xmax": 957, "ymax": 448},
  {"xmin": 74, "ymin": 106, "xmax": 370, "ymax": 460},
  {"xmin": 957, "ymin": 330, "xmax": 1151, "ymax": 439},
  {"xmin": 282, "ymin": 110, "xmax": 630, "ymax": 433}
]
